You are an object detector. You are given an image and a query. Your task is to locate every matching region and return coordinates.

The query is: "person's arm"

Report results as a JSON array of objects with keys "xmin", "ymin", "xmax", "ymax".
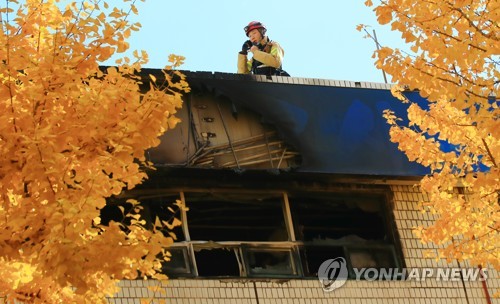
[
  {"xmin": 237, "ymin": 40, "xmax": 252, "ymax": 74},
  {"xmin": 252, "ymin": 42, "xmax": 284, "ymax": 68},
  {"xmin": 237, "ymin": 53, "xmax": 250, "ymax": 74}
]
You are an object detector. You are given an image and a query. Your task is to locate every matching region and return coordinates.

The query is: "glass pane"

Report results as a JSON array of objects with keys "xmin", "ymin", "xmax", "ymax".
[
  {"xmin": 289, "ymin": 193, "xmax": 386, "ymax": 242},
  {"xmin": 186, "ymin": 192, "xmax": 287, "ymax": 241},
  {"xmin": 195, "ymin": 247, "xmax": 241, "ymax": 277},
  {"xmin": 246, "ymin": 249, "xmax": 295, "ymax": 276},
  {"xmin": 162, "ymin": 247, "xmax": 191, "ymax": 276}
]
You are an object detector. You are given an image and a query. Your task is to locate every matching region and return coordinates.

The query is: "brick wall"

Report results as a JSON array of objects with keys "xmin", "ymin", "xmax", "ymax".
[{"xmin": 109, "ymin": 184, "xmax": 499, "ymax": 304}]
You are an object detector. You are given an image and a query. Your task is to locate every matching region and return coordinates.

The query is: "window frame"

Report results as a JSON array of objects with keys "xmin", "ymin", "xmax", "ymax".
[
  {"xmin": 110, "ymin": 186, "xmax": 405, "ymax": 280},
  {"xmin": 242, "ymin": 244, "xmax": 302, "ymax": 278}
]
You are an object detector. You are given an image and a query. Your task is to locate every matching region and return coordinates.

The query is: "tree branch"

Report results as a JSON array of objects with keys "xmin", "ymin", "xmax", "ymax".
[
  {"xmin": 445, "ymin": 1, "xmax": 500, "ymax": 41},
  {"xmin": 481, "ymin": 138, "xmax": 497, "ymax": 168}
]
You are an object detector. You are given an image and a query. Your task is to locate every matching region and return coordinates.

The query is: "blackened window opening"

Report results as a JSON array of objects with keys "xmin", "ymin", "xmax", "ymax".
[
  {"xmin": 108, "ymin": 190, "xmax": 403, "ymax": 279},
  {"xmin": 289, "ymin": 194, "xmax": 387, "ymax": 242},
  {"xmin": 145, "ymin": 196, "xmax": 185, "ymax": 242},
  {"xmin": 100, "ymin": 201, "xmax": 136, "ymax": 230},
  {"xmin": 100, "ymin": 195, "xmax": 185, "ymax": 241},
  {"xmin": 195, "ymin": 248, "xmax": 241, "ymax": 277},
  {"xmin": 300, "ymin": 246, "xmax": 345, "ymax": 277},
  {"xmin": 186, "ymin": 192, "xmax": 287, "ymax": 242},
  {"xmin": 246, "ymin": 248, "xmax": 296, "ymax": 276}
]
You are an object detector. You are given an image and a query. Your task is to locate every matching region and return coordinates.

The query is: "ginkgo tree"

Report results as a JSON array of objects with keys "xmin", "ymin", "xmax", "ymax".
[
  {"xmin": 361, "ymin": 1, "xmax": 499, "ymax": 270},
  {"xmin": 0, "ymin": 0, "xmax": 189, "ymax": 303}
]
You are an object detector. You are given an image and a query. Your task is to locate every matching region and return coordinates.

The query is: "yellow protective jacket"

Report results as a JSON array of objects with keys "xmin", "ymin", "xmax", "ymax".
[{"xmin": 237, "ymin": 36, "xmax": 284, "ymax": 75}]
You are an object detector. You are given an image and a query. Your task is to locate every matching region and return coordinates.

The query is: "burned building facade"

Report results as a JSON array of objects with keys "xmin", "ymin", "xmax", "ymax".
[{"xmin": 108, "ymin": 71, "xmax": 497, "ymax": 304}]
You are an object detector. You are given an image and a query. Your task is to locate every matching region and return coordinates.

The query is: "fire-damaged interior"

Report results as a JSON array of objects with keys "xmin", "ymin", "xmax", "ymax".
[
  {"xmin": 146, "ymin": 70, "xmax": 428, "ymax": 176},
  {"xmin": 104, "ymin": 169, "xmax": 405, "ymax": 280}
]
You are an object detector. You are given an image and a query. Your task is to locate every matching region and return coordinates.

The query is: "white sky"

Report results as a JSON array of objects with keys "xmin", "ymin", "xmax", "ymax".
[{"xmin": 105, "ymin": 0, "xmax": 408, "ymax": 83}]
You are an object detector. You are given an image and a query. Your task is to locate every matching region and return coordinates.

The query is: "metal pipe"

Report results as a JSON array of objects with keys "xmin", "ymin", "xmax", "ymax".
[
  {"xmin": 216, "ymin": 101, "xmax": 241, "ymax": 169},
  {"xmin": 373, "ymin": 29, "xmax": 388, "ymax": 84}
]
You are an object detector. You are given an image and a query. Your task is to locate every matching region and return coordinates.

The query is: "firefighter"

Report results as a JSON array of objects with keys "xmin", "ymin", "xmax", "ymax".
[{"xmin": 237, "ymin": 21, "xmax": 289, "ymax": 76}]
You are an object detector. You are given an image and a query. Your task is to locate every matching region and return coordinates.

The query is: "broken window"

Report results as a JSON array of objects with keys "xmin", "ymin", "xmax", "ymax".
[
  {"xmin": 288, "ymin": 193, "xmax": 399, "ymax": 278},
  {"xmin": 101, "ymin": 194, "xmax": 184, "ymax": 240},
  {"xmin": 162, "ymin": 247, "xmax": 192, "ymax": 277},
  {"xmin": 185, "ymin": 192, "xmax": 287, "ymax": 242},
  {"xmin": 244, "ymin": 246, "xmax": 298, "ymax": 277},
  {"xmin": 144, "ymin": 195, "xmax": 185, "ymax": 242},
  {"xmin": 185, "ymin": 192, "xmax": 290, "ymax": 277},
  {"xmin": 110, "ymin": 189, "xmax": 403, "ymax": 279},
  {"xmin": 194, "ymin": 247, "xmax": 242, "ymax": 277},
  {"xmin": 101, "ymin": 194, "xmax": 194, "ymax": 277},
  {"xmin": 299, "ymin": 246, "xmax": 345, "ymax": 277},
  {"xmin": 289, "ymin": 193, "xmax": 386, "ymax": 242}
]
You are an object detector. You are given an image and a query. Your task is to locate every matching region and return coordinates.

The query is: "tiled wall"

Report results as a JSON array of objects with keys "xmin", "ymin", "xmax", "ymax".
[
  {"xmin": 110, "ymin": 279, "xmax": 494, "ymax": 304},
  {"xmin": 109, "ymin": 184, "xmax": 499, "ymax": 304}
]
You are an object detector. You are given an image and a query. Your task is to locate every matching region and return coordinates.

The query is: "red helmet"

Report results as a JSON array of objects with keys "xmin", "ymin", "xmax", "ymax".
[{"xmin": 244, "ymin": 21, "xmax": 267, "ymax": 37}]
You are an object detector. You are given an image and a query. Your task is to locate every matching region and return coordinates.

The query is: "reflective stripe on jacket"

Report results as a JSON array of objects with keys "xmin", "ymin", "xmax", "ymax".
[{"xmin": 237, "ymin": 36, "xmax": 284, "ymax": 74}]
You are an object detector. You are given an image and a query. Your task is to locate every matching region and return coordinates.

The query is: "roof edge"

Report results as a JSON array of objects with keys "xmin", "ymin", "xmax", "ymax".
[{"xmin": 143, "ymin": 68, "xmax": 395, "ymax": 90}]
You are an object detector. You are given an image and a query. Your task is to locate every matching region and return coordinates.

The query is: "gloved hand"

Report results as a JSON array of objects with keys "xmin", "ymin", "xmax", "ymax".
[{"xmin": 240, "ymin": 40, "xmax": 252, "ymax": 55}]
